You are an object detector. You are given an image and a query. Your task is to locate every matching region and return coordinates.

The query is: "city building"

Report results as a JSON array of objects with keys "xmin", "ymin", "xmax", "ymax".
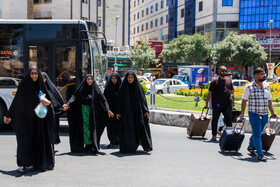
[
  {"xmin": 239, "ymin": 0, "xmax": 280, "ymax": 64},
  {"xmin": 0, "ymin": 0, "xmax": 129, "ymax": 49}
]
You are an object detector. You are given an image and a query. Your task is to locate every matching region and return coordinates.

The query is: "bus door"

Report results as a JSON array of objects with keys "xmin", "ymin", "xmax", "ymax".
[
  {"xmin": 54, "ymin": 44, "xmax": 77, "ymax": 102},
  {"xmin": 28, "ymin": 44, "xmax": 51, "ymax": 75}
]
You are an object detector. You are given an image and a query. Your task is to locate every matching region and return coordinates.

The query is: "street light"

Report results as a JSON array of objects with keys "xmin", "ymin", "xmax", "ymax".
[
  {"xmin": 114, "ymin": 15, "xmax": 121, "ymax": 72},
  {"xmin": 269, "ymin": 20, "xmax": 273, "ymax": 64}
]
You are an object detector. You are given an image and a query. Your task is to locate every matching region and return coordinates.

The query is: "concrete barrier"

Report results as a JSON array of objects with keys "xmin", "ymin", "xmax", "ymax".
[{"xmin": 149, "ymin": 108, "xmax": 280, "ymax": 135}]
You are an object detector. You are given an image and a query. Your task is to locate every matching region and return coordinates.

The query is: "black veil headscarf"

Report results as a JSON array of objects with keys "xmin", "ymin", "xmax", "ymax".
[
  {"xmin": 116, "ymin": 71, "xmax": 152, "ymax": 152},
  {"xmin": 67, "ymin": 74, "xmax": 109, "ymax": 153},
  {"xmin": 104, "ymin": 73, "xmax": 122, "ymax": 108},
  {"xmin": 41, "ymin": 72, "xmax": 64, "ymax": 115},
  {"xmin": 6, "ymin": 66, "xmax": 55, "ymax": 170}
]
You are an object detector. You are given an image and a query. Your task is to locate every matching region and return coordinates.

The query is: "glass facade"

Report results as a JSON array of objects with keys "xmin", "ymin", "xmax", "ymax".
[{"xmin": 240, "ymin": 0, "xmax": 280, "ymax": 30}]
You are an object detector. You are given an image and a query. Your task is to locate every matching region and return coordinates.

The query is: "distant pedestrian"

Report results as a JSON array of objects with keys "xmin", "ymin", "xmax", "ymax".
[
  {"xmin": 63, "ymin": 74, "xmax": 113, "ymax": 154},
  {"xmin": 240, "ymin": 67, "xmax": 277, "ymax": 162},
  {"xmin": 41, "ymin": 72, "xmax": 64, "ymax": 145},
  {"xmin": 116, "ymin": 71, "xmax": 153, "ymax": 153},
  {"xmin": 204, "ymin": 66, "xmax": 234, "ymax": 141},
  {"xmin": 104, "ymin": 73, "xmax": 122, "ymax": 148},
  {"xmin": 3, "ymin": 66, "xmax": 55, "ymax": 174}
]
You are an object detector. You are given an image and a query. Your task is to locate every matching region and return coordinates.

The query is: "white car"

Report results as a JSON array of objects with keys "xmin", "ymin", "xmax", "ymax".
[
  {"xmin": 146, "ymin": 79, "xmax": 189, "ymax": 94},
  {"xmin": 232, "ymin": 79, "xmax": 248, "ymax": 88}
]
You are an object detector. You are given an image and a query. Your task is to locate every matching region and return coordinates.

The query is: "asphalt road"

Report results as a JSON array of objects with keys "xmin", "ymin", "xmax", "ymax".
[{"xmin": 1, "ymin": 124, "xmax": 280, "ymax": 186}]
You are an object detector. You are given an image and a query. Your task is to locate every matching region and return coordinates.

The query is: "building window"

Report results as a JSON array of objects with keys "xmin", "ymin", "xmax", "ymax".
[
  {"xmin": 155, "ymin": 19, "xmax": 158, "ymax": 27},
  {"xmin": 146, "ymin": 22, "xmax": 149, "ymax": 30},
  {"xmin": 142, "ymin": 10, "xmax": 144, "ymax": 17},
  {"xmin": 137, "ymin": 26, "xmax": 139, "ymax": 33},
  {"xmin": 166, "ymin": 0, "xmax": 168, "ymax": 6},
  {"xmin": 166, "ymin": 14, "xmax": 168, "ymax": 23},
  {"xmin": 142, "ymin": 0, "xmax": 144, "ymax": 2},
  {"xmin": 138, "ymin": 0, "xmax": 140, "ymax": 5},
  {"xmin": 134, "ymin": 1, "xmax": 136, "ymax": 7},
  {"xmin": 150, "ymin": 21, "xmax": 153, "ymax": 28},
  {"xmin": 142, "ymin": 24, "xmax": 144, "ymax": 31},
  {"xmin": 97, "ymin": 0, "xmax": 101, "ymax": 6},
  {"xmin": 170, "ymin": 17, "xmax": 173, "ymax": 22},
  {"xmin": 161, "ymin": 0, "xmax": 164, "ymax": 8},
  {"xmin": 199, "ymin": 1, "xmax": 203, "ymax": 12},
  {"xmin": 156, "ymin": 3, "xmax": 159, "ymax": 11},
  {"xmin": 137, "ymin": 12, "xmax": 140, "ymax": 19},
  {"xmin": 188, "ymin": 11, "xmax": 191, "ymax": 16},
  {"xmin": 82, "ymin": 0, "xmax": 87, "ymax": 3},
  {"xmin": 146, "ymin": 8, "xmax": 149, "ymax": 15},
  {"xmin": 34, "ymin": 0, "xmax": 39, "ymax": 3},
  {"xmin": 222, "ymin": 0, "xmax": 233, "ymax": 6},
  {"xmin": 97, "ymin": 19, "xmax": 101, "ymax": 27},
  {"xmin": 134, "ymin": 28, "xmax": 136, "ymax": 34},
  {"xmin": 181, "ymin": 8, "xmax": 184, "ymax": 18},
  {"xmin": 151, "ymin": 5, "xmax": 153, "ymax": 13},
  {"xmin": 134, "ymin": 14, "xmax": 136, "ymax": 21},
  {"xmin": 160, "ymin": 17, "xmax": 163, "ymax": 25}
]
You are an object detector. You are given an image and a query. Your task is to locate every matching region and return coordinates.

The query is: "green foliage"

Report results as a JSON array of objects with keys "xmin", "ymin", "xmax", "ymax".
[
  {"xmin": 141, "ymin": 83, "xmax": 147, "ymax": 95},
  {"xmin": 160, "ymin": 34, "xmax": 211, "ymax": 64},
  {"xmin": 204, "ymin": 81, "xmax": 210, "ymax": 89},
  {"xmin": 211, "ymin": 32, "xmax": 267, "ymax": 67},
  {"xmin": 202, "ymin": 90, "xmax": 208, "ymax": 100},
  {"xmin": 130, "ymin": 40, "xmax": 160, "ymax": 70}
]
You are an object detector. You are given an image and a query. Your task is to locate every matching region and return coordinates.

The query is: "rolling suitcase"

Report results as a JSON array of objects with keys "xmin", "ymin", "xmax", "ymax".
[
  {"xmin": 219, "ymin": 118, "xmax": 246, "ymax": 153},
  {"xmin": 261, "ymin": 116, "xmax": 279, "ymax": 152},
  {"xmin": 187, "ymin": 108, "xmax": 210, "ymax": 138}
]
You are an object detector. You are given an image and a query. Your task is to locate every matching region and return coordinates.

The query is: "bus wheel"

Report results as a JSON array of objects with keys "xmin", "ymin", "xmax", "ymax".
[{"xmin": 0, "ymin": 101, "xmax": 8, "ymax": 130}]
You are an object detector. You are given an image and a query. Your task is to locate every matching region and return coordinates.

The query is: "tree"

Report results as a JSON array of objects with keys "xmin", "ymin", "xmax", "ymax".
[
  {"xmin": 211, "ymin": 32, "xmax": 267, "ymax": 67},
  {"xmin": 130, "ymin": 40, "xmax": 159, "ymax": 70},
  {"xmin": 160, "ymin": 34, "xmax": 211, "ymax": 64}
]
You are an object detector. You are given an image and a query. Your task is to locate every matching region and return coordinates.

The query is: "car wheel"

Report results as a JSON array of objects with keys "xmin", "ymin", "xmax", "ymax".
[{"xmin": 157, "ymin": 90, "xmax": 163, "ymax": 94}]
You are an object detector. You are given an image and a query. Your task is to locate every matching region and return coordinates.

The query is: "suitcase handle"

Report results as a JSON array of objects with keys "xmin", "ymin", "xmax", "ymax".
[
  {"xmin": 199, "ymin": 107, "xmax": 209, "ymax": 120},
  {"xmin": 264, "ymin": 116, "xmax": 279, "ymax": 130},
  {"xmin": 232, "ymin": 118, "xmax": 246, "ymax": 135}
]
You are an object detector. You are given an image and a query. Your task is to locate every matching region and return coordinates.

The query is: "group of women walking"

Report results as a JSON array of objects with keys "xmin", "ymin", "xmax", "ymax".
[{"xmin": 3, "ymin": 67, "xmax": 153, "ymax": 174}]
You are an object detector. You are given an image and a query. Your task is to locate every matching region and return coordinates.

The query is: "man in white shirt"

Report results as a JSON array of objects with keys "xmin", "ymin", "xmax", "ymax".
[{"xmin": 240, "ymin": 67, "xmax": 277, "ymax": 162}]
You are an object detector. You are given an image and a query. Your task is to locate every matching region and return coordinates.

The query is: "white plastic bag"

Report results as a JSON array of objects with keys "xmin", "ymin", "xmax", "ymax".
[{"xmin": 34, "ymin": 103, "xmax": 48, "ymax": 118}]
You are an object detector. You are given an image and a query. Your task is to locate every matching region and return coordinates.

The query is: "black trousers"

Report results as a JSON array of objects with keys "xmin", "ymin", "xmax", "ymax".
[{"xmin": 211, "ymin": 104, "xmax": 232, "ymax": 136}]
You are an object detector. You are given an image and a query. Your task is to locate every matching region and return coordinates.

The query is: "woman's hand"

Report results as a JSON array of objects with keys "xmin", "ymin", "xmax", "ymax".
[
  {"xmin": 40, "ymin": 98, "xmax": 51, "ymax": 106},
  {"xmin": 3, "ymin": 116, "xmax": 11, "ymax": 124},
  {"xmin": 116, "ymin": 114, "xmax": 121, "ymax": 120},
  {"xmin": 62, "ymin": 104, "xmax": 69, "ymax": 111},
  {"xmin": 108, "ymin": 110, "xmax": 114, "ymax": 118},
  {"xmin": 144, "ymin": 112, "xmax": 149, "ymax": 119}
]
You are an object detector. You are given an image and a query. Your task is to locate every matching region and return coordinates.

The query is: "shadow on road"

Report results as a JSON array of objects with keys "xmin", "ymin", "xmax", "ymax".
[
  {"xmin": 110, "ymin": 150, "xmax": 151, "ymax": 158},
  {"xmin": 187, "ymin": 136, "xmax": 208, "ymax": 141},
  {"xmin": 0, "ymin": 168, "xmax": 41, "ymax": 177}
]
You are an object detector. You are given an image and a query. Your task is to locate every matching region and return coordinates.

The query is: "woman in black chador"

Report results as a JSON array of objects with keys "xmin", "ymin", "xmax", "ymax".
[
  {"xmin": 41, "ymin": 72, "xmax": 64, "ymax": 145},
  {"xmin": 3, "ymin": 66, "xmax": 55, "ymax": 173},
  {"xmin": 116, "ymin": 71, "xmax": 153, "ymax": 153},
  {"xmin": 104, "ymin": 73, "xmax": 122, "ymax": 148},
  {"xmin": 63, "ymin": 74, "xmax": 113, "ymax": 154}
]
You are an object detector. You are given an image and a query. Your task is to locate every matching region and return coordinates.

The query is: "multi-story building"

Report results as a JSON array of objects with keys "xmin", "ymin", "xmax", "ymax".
[
  {"xmin": 0, "ymin": 0, "xmax": 129, "ymax": 49},
  {"xmin": 239, "ymin": 0, "xmax": 280, "ymax": 64}
]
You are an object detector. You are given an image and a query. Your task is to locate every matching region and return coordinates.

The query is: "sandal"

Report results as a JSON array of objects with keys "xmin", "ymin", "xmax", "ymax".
[
  {"xmin": 247, "ymin": 146, "xmax": 256, "ymax": 156},
  {"xmin": 211, "ymin": 136, "xmax": 217, "ymax": 141}
]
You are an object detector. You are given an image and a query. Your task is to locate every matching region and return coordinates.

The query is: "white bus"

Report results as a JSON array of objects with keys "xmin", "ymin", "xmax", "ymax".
[{"xmin": 0, "ymin": 20, "xmax": 106, "ymax": 129}]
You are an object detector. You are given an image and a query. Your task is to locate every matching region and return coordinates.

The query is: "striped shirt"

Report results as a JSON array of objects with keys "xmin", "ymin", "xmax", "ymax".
[{"xmin": 242, "ymin": 81, "xmax": 271, "ymax": 115}]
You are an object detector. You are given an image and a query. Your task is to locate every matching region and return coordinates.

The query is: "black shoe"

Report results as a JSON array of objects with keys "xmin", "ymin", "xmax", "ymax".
[
  {"xmin": 257, "ymin": 155, "xmax": 267, "ymax": 162},
  {"xmin": 247, "ymin": 146, "xmax": 256, "ymax": 156},
  {"xmin": 16, "ymin": 167, "xmax": 26, "ymax": 174}
]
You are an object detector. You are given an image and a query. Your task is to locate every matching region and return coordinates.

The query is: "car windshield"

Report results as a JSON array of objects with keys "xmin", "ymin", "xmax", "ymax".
[
  {"xmin": 153, "ymin": 79, "xmax": 166, "ymax": 85},
  {"xmin": 172, "ymin": 75, "xmax": 183, "ymax": 80}
]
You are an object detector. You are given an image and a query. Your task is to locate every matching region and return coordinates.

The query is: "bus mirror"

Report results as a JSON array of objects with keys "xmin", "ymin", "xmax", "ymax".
[{"xmin": 101, "ymin": 40, "xmax": 107, "ymax": 54}]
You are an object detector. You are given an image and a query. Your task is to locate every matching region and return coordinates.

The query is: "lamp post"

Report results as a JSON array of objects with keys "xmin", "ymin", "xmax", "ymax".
[
  {"xmin": 269, "ymin": 20, "xmax": 273, "ymax": 64},
  {"xmin": 114, "ymin": 15, "xmax": 121, "ymax": 72}
]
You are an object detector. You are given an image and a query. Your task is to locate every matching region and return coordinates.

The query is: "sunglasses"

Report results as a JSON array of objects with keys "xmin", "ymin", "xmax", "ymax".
[
  {"xmin": 30, "ymin": 72, "xmax": 38, "ymax": 75},
  {"xmin": 221, "ymin": 70, "xmax": 227, "ymax": 72}
]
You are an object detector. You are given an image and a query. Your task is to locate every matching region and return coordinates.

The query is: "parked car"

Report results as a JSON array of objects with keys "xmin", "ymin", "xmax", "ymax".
[
  {"xmin": 137, "ymin": 76, "xmax": 151, "ymax": 85},
  {"xmin": 232, "ymin": 79, "xmax": 248, "ymax": 88},
  {"xmin": 146, "ymin": 79, "xmax": 189, "ymax": 94}
]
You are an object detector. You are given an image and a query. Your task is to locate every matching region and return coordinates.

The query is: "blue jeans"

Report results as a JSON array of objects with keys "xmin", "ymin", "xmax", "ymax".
[{"xmin": 248, "ymin": 112, "xmax": 268, "ymax": 156}]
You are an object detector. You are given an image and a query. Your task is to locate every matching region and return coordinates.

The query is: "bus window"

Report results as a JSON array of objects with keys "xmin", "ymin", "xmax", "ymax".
[
  {"xmin": 55, "ymin": 46, "xmax": 76, "ymax": 101},
  {"xmin": 29, "ymin": 46, "xmax": 49, "ymax": 73},
  {"xmin": 82, "ymin": 40, "xmax": 91, "ymax": 77}
]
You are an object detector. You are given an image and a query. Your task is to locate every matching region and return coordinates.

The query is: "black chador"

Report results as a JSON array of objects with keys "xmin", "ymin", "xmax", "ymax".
[
  {"xmin": 104, "ymin": 73, "xmax": 122, "ymax": 148},
  {"xmin": 116, "ymin": 71, "xmax": 153, "ymax": 153},
  {"xmin": 41, "ymin": 72, "xmax": 64, "ymax": 145},
  {"xmin": 66, "ymin": 74, "xmax": 110, "ymax": 154},
  {"xmin": 5, "ymin": 66, "xmax": 55, "ymax": 172}
]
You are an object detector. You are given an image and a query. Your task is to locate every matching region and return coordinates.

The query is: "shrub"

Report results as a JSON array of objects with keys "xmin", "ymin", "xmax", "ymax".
[{"xmin": 141, "ymin": 83, "xmax": 147, "ymax": 94}]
